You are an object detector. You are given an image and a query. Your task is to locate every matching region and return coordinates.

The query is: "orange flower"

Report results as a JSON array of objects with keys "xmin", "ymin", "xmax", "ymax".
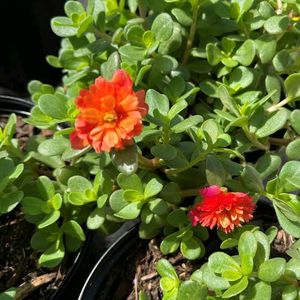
[
  {"xmin": 188, "ymin": 185, "xmax": 256, "ymax": 233},
  {"xmin": 70, "ymin": 70, "xmax": 148, "ymax": 152}
]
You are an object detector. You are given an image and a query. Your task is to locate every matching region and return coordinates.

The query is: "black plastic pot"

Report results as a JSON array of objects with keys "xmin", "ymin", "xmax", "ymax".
[
  {"xmin": 0, "ymin": 95, "xmax": 33, "ymax": 116},
  {"xmin": 79, "ymin": 224, "xmax": 139, "ymax": 300}
]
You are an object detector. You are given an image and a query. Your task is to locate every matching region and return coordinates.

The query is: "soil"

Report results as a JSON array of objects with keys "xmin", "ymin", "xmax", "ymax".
[{"xmin": 0, "ymin": 115, "xmax": 64, "ymax": 300}]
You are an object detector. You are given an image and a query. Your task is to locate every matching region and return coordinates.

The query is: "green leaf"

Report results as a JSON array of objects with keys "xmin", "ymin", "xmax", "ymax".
[
  {"xmin": 222, "ymin": 276, "xmax": 248, "ymax": 298},
  {"xmin": 146, "ymin": 89, "xmax": 169, "ymax": 116},
  {"xmin": 128, "ymin": 0, "xmax": 138, "ymax": 13},
  {"xmin": 101, "ymin": 52, "xmax": 120, "ymax": 80},
  {"xmin": 256, "ymin": 154, "xmax": 281, "ymax": 179},
  {"xmin": 148, "ymin": 198, "xmax": 169, "ymax": 215},
  {"xmin": 109, "ymin": 190, "xmax": 127, "ymax": 212},
  {"xmin": 233, "ymin": 40, "xmax": 256, "ymax": 66},
  {"xmin": 202, "ymin": 264, "xmax": 230, "ymax": 290},
  {"xmin": 38, "ymin": 94, "xmax": 68, "ymax": 120},
  {"xmin": 38, "ymin": 137, "xmax": 69, "ymax": 156},
  {"xmin": 111, "ymin": 144, "xmax": 138, "ymax": 175},
  {"xmin": 285, "ymin": 258, "xmax": 300, "ymax": 280},
  {"xmin": 161, "ymin": 183, "xmax": 181, "ymax": 205},
  {"xmin": 51, "ymin": 17, "xmax": 78, "ymax": 37},
  {"xmin": 234, "ymin": 0, "xmax": 254, "ymax": 16},
  {"xmin": 221, "ymin": 269, "xmax": 243, "ymax": 281},
  {"xmin": 63, "ymin": 220, "xmax": 85, "ymax": 241},
  {"xmin": 22, "ymin": 196, "xmax": 45, "ymax": 215},
  {"xmin": 38, "ymin": 211, "xmax": 60, "ymax": 229},
  {"xmin": 68, "ymin": 175, "xmax": 93, "ymax": 192},
  {"xmin": 171, "ymin": 116, "xmax": 203, "ymax": 133},
  {"xmin": 168, "ymin": 100, "xmax": 188, "ymax": 120},
  {"xmin": 208, "ymin": 252, "xmax": 241, "ymax": 273},
  {"xmin": 206, "ymin": 43, "xmax": 223, "ymax": 66},
  {"xmin": 253, "ymin": 231, "xmax": 270, "ymax": 266},
  {"xmin": 273, "ymin": 50, "xmax": 294, "ymax": 73},
  {"xmin": 30, "ymin": 224, "xmax": 59, "ymax": 251},
  {"xmin": 39, "ymin": 239, "xmax": 65, "ymax": 268},
  {"xmin": 241, "ymin": 281, "xmax": 272, "ymax": 300},
  {"xmin": 258, "ymin": 1, "xmax": 275, "ymax": 18},
  {"xmin": 229, "ymin": 66, "xmax": 254, "ymax": 90},
  {"xmin": 151, "ymin": 144, "xmax": 177, "ymax": 161},
  {"xmin": 135, "ymin": 64, "xmax": 152, "ymax": 86},
  {"xmin": 0, "ymin": 288, "xmax": 17, "ymax": 300},
  {"xmin": 282, "ymin": 285, "xmax": 298, "ymax": 300},
  {"xmin": 264, "ymin": 15, "xmax": 289, "ymax": 34},
  {"xmin": 255, "ymin": 35, "xmax": 277, "ymax": 64},
  {"xmin": 160, "ymin": 232, "xmax": 181, "ymax": 254},
  {"xmin": 151, "ymin": 13, "xmax": 173, "ymax": 41},
  {"xmin": 117, "ymin": 173, "xmax": 143, "ymax": 193},
  {"xmin": 62, "ymin": 146, "xmax": 90, "ymax": 161},
  {"xmin": 290, "ymin": 110, "xmax": 300, "ymax": 134},
  {"xmin": 279, "ymin": 161, "xmax": 300, "ymax": 192},
  {"xmin": 119, "ymin": 45, "xmax": 146, "ymax": 62},
  {"xmin": 206, "ymin": 155, "xmax": 226, "ymax": 186},
  {"xmin": 220, "ymin": 238, "xmax": 238, "ymax": 249},
  {"xmin": 114, "ymin": 202, "xmax": 143, "ymax": 219},
  {"xmin": 202, "ymin": 119, "xmax": 219, "ymax": 145},
  {"xmin": 177, "ymin": 281, "xmax": 207, "ymax": 300},
  {"xmin": 125, "ymin": 25, "xmax": 144, "ymax": 46},
  {"xmin": 274, "ymin": 205, "xmax": 300, "ymax": 238},
  {"xmin": 256, "ymin": 109, "xmax": 288, "ymax": 138},
  {"xmin": 265, "ymin": 226, "xmax": 278, "ymax": 243},
  {"xmin": 28, "ymin": 80, "xmax": 43, "ymax": 95},
  {"xmin": 123, "ymin": 189, "xmax": 144, "ymax": 202},
  {"xmin": 167, "ymin": 209, "xmax": 188, "ymax": 227},
  {"xmin": 65, "ymin": 1, "xmax": 85, "ymax": 17},
  {"xmin": 0, "ymin": 191, "xmax": 23, "ymax": 214},
  {"xmin": 265, "ymin": 75, "xmax": 281, "ymax": 103},
  {"xmin": 258, "ymin": 258, "xmax": 286, "ymax": 282},
  {"xmin": 238, "ymin": 231, "xmax": 257, "ymax": 274},
  {"xmin": 286, "ymin": 140, "xmax": 300, "ymax": 160},
  {"xmin": 171, "ymin": 8, "xmax": 192, "ymax": 26},
  {"xmin": 285, "ymin": 73, "xmax": 300, "ymax": 100},
  {"xmin": 241, "ymin": 165, "xmax": 264, "ymax": 193},
  {"xmin": 156, "ymin": 259, "xmax": 179, "ymax": 281},
  {"xmin": 160, "ymin": 277, "xmax": 178, "ymax": 295},
  {"xmin": 139, "ymin": 290, "xmax": 151, "ymax": 300},
  {"xmin": 180, "ymin": 237, "xmax": 204, "ymax": 260},
  {"xmin": 217, "ymin": 85, "xmax": 240, "ymax": 117}
]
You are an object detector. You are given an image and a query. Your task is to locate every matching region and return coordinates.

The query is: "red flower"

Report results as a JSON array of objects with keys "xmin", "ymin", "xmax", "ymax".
[
  {"xmin": 188, "ymin": 185, "xmax": 256, "ymax": 233},
  {"xmin": 70, "ymin": 70, "xmax": 148, "ymax": 152}
]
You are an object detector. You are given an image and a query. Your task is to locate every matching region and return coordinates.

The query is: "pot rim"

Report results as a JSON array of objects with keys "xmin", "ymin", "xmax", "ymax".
[{"xmin": 78, "ymin": 224, "xmax": 139, "ymax": 300}]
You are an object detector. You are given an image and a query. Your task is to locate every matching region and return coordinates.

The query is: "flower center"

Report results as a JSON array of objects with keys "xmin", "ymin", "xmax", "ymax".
[{"xmin": 103, "ymin": 111, "xmax": 117, "ymax": 122}]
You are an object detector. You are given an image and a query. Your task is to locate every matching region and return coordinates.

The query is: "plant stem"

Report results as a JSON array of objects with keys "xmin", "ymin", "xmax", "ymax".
[
  {"xmin": 239, "ymin": 18, "xmax": 250, "ymax": 39},
  {"xmin": 182, "ymin": 2, "xmax": 200, "ymax": 65},
  {"xmin": 267, "ymin": 97, "xmax": 291, "ymax": 113},
  {"xmin": 242, "ymin": 126, "xmax": 269, "ymax": 151},
  {"xmin": 138, "ymin": 0, "xmax": 147, "ymax": 19},
  {"xmin": 138, "ymin": 153, "xmax": 161, "ymax": 170},
  {"xmin": 269, "ymin": 137, "xmax": 290, "ymax": 146},
  {"xmin": 165, "ymin": 150, "xmax": 209, "ymax": 176},
  {"xmin": 92, "ymin": 27, "xmax": 126, "ymax": 45}
]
